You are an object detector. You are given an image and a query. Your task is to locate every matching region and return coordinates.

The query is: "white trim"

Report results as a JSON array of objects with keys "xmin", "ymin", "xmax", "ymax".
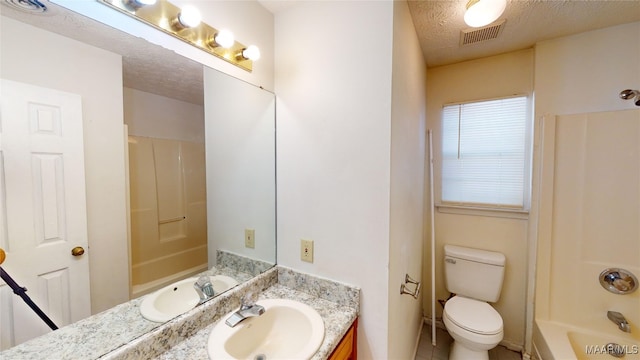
[
  {"xmin": 423, "ymin": 316, "xmax": 446, "ymax": 330},
  {"xmin": 437, "ymin": 204, "xmax": 529, "ymax": 220},
  {"xmin": 443, "ymin": 93, "xmax": 529, "ymax": 107},
  {"xmin": 523, "ymin": 114, "xmax": 546, "ymax": 360},
  {"xmin": 500, "ymin": 339, "xmax": 524, "ymax": 355},
  {"xmin": 411, "ymin": 315, "xmax": 425, "ymax": 360}
]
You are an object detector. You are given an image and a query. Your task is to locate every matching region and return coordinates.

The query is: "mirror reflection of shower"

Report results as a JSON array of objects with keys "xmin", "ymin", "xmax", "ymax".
[{"xmin": 619, "ymin": 89, "xmax": 640, "ymax": 106}]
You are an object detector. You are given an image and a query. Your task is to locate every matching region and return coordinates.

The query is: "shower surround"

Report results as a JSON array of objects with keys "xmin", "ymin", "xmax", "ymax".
[
  {"xmin": 128, "ymin": 136, "xmax": 208, "ymax": 296},
  {"xmin": 533, "ymin": 109, "xmax": 640, "ymax": 359}
]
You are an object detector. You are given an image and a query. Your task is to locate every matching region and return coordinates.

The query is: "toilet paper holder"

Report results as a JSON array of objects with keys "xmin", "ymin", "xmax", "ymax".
[{"xmin": 400, "ymin": 274, "xmax": 421, "ymax": 299}]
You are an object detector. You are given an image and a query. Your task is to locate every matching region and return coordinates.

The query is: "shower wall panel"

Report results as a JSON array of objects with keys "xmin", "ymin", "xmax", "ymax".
[
  {"xmin": 128, "ymin": 136, "xmax": 207, "ymax": 290},
  {"xmin": 539, "ymin": 109, "xmax": 640, "ymax": 329}
]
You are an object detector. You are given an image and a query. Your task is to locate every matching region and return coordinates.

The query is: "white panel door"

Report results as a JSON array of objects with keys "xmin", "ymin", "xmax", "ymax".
[{"xmin": 0, "ymin": 79, "xmax": 91, "ymax": 349}]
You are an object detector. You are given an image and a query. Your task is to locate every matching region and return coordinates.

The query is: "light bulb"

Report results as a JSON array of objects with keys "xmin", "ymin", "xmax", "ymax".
[
  {"xmin": 464, "ymin": 0, "xmax": 506, "ymax": 28},
  {"xmin": 135, "ymin": 0, "xmax": 156, "ymax": 5},
  {"xmin": 214, "ymin": 29, "xmax": 235, "ymax": 48},
  {"xmin": 242, "ymin": 45, "xmax": 261, "ymax": 61},
  {"xmin": 177, "ymin": 5, "xmax": 202, "ymax": 28}
]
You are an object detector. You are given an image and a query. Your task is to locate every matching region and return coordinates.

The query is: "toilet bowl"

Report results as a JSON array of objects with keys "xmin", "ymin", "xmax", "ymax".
[
  {"xmin": 443, "ymin": 245, "xmax": 506, "ymax": 360},
  {"xmin": 443, "ymin": 296, "xmax": 503, "ymax": 360}
]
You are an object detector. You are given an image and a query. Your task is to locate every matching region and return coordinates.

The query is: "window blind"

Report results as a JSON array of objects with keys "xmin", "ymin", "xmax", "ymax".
[{"xmin": 441, "ymin": 96, "xmax": 528, "ymax": 208}]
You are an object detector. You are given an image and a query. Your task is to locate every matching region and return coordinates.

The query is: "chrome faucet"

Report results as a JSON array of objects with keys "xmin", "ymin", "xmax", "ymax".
[
  {"xmin": 194, "ymin": 276, "xmax": 215, "ymax": 305},
  {"xmin": 225, "ymin": 294, "xmax": 265, "ymax": 327},
  {"xmin": 607, "ymin": 311, "xmax": 631, "ymax": 333}
]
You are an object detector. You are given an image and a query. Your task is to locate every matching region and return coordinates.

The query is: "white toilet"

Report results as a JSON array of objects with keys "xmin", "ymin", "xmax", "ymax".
[{"xmin": 443, "ymin": 245, "xmax": 506, "ymax": 360}]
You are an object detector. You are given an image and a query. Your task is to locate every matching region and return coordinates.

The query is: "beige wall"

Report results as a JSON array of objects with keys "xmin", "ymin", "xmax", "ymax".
[
  {"xmin": 533, "ymin": 21, "xmax": 640, "ymax": 326},
  {"xmin": 1, "ymin": 17, "xmax": 129, "ymax": 313},
  {"xmin": 275, "ymin": 2, "xmax": 394, "ymax": 358},
  {"xmin": 388, "ymin": 1, "xmax": 427, "ymax": 358},
  {"xmin": 123, "ymin": 88, "xmax": 205, "ymax": 143},
  {"xmin": 203, "ymin": 68, "xmax": 276, "ymax": 266},
  {"xmin": 424, "ymin": 49, "xmax": 534, "ymax": 349}
]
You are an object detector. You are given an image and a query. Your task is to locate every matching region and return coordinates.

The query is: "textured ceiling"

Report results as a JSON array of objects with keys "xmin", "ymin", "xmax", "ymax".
[
  {"xmin": 3, "ymin": 0, "xmax": 640, "ymax": 103},
  {"xmin": 1, "ymin": 0, "xmax": 204, "ymax": 105},
  {"xmin": 259, "ymin": 0, "xmax": 640, "ymax": 68},
  {"xmin": 407, "ymin": 0, "xmax": 640, "ymax": 67}
]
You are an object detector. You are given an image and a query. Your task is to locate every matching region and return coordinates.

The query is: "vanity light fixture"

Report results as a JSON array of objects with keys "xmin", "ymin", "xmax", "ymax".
[
  {"xmin": 210, "ymin": 29, "xmax": 235, "ymax": 48},
  {"xmin": 174, "ymin": 5, "xmax": 201, "ymax": 29},
  {"xmin": 100, "ymin": 0, "xmax": 259, "ymax": 72},
  {"xmin": 124, "ymin": 0, "xmax": 156, "ymax": 10},
  {"xmin": 238, "ymin": 45, "xmax": 261, "ymax": 61},
  {"xmin": 464, "ymin": 0, "xmax": 507, "ymax": 28}
]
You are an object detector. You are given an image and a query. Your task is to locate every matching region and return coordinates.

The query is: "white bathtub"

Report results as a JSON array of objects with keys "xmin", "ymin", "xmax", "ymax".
[{"xmin": 533, "ymin": 320, "xmax": 640, "ymax": 360}]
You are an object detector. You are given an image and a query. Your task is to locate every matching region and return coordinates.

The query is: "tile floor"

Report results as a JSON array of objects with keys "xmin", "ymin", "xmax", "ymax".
[{"xmin": 414, "ymin": 323, "xmax": 523, "ymax": 360}]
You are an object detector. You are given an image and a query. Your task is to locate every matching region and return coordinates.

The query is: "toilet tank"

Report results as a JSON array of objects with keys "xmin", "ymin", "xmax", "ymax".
[{"xmin": 444, "ymin": 245, "xmax": 506, "ymax": 303}]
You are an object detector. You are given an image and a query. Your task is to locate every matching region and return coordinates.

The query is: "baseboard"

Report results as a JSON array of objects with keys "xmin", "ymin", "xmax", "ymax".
[
  {"xmin": 423, "ymin": 316, "xmax": 446, "ymax": 330},
  {"xmin": 424, "ymin": 316, "xmax": 527, "ymax": 358},
  {"xmin": 500, "ymin": 338, "xmax": 524, "ymax": 354},
  {"xmin": 411, "ymin": 318, "xmax": 424, "ymax": 360},
  {"xmin": 530, "ymin": 341, "xmax": 542, "ymax": 360}
]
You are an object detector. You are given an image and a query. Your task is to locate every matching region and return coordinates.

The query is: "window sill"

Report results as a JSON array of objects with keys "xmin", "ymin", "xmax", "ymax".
[{"xmin": 436, "ymin": 204, "xmax": 529, "ymax": 220}]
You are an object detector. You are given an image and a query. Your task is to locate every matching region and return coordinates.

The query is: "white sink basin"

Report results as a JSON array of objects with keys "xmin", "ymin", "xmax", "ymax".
[
  {"xmin": 140, "ymin": 275, "xmax": 238, "ymax": 322},
  {"xmin": 207, "ymin": 298, "xmax": 325, "ymax": 360}
]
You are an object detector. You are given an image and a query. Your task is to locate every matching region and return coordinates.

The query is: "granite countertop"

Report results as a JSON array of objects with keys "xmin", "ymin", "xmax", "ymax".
[
  {"xmin": 154, "ymin": 283, "xmax": 358, "ymax": 360},
  {"xmin": 2, "ymin": 265, "xmax": 359, "ymax": 360},
  {"xmin": 0, "ymin": 266, "xmax": 253, "ymax": 360}
]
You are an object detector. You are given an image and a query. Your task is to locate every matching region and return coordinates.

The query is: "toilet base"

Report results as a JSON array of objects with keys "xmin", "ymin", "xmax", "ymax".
[{"xmin": 450, "ymin": 341, "xmax": 490, "ymax": 360}]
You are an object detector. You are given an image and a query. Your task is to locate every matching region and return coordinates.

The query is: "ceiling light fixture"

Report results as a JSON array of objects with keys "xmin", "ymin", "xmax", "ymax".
[
  {"xmin": 464, "ymin": 0, "xmax": 507, "ymax": 28},
  {"xmin": 100, "ymin": 0, "xmax": 259, "ymax": 72}
]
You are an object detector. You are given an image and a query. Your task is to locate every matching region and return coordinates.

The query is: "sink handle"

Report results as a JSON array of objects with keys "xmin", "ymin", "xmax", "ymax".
[{"xmin": 240, "ymin": 292, "xmax": 258, "ymax": 309}]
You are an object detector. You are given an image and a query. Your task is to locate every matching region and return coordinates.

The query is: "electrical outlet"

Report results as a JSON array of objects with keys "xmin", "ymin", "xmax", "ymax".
[
  {"xmin": 245, "ymin": 229, "xmax": 255, "ymax": 249},
  {"xmin": 301, "ymin": 239, "xmax": 313, "ymax": 263}
]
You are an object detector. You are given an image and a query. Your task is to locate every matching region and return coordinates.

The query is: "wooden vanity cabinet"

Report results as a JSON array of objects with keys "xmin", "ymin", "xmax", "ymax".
[{"xmin": 328, "ymin": 318, "xmax": 358, "ymax": 360}]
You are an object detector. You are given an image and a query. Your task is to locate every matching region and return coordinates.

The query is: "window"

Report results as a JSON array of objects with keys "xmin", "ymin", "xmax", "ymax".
[{"xmin": 441, "ymin": 96, "xmax": 531, "ymax": 210}]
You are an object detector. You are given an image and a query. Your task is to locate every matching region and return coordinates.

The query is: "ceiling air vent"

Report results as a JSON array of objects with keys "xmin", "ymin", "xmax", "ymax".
[{"xmin": 460, "ymin": 20, "xmax": 506, "ymax": 46}]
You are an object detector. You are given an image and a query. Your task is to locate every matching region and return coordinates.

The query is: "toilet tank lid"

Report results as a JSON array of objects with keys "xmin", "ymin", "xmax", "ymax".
[{"xmin": 444, "ymin": 245, "xmax": 505, "ymax": 266}]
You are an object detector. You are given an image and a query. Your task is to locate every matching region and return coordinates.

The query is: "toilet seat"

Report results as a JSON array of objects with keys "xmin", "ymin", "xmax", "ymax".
[{"xmin": 444, "ymin": 296, "xmax": 502, "ymax": 335}]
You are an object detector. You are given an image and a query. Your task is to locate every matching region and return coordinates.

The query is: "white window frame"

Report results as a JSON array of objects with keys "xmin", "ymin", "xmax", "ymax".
[{"xmin": 436, "ymin": 95, "xmax": 533, "ymax": 217}]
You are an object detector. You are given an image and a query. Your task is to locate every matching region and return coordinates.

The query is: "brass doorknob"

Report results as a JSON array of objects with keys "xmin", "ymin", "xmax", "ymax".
[
  {"xmin": 71, "ymin": 246, "xmax": 85, "ymax": 257},
  {"xmin": 0, "ymin": 248, "xmax": 5, "ymax": 265}
]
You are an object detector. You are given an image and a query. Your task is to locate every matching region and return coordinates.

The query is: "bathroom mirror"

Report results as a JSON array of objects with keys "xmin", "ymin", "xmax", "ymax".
[{"xmin": 0, "ymin": 1, "xmax": 275, "ymax": 355}]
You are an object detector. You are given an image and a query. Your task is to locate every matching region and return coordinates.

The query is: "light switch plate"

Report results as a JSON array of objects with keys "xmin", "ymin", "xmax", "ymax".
[{"xmin": 301, "ymin": 239, "xmax": 313, "ymax": 263}]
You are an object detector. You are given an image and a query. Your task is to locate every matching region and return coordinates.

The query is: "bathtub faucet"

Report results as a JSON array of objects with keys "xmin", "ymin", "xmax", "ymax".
[{"xmin": 607, "ymin": 311, "xmax": 631, "ymax": 333}]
